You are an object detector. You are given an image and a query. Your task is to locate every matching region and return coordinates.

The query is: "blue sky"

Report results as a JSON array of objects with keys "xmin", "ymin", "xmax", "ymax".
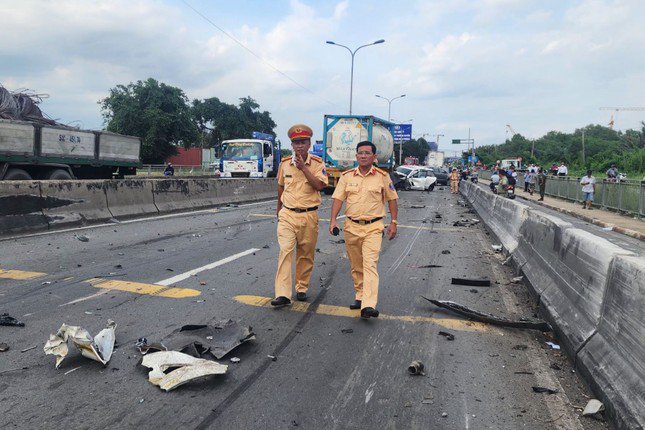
[{"xmin": 2, "ymin": 0, "xmax": 644, "ymax": 155}]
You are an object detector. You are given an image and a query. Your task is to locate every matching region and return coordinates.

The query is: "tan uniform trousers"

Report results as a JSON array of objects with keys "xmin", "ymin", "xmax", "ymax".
[
  {"xmin": 275, "ymin": 208, "xmax": 319, "ymax": 298},
  {"xmin": 344, "ymin": 220, "xmax": 384, "ymax": 309},
  {"xmin": 450, "ymin": 180, "xmax": 459, "ymax": 193}
]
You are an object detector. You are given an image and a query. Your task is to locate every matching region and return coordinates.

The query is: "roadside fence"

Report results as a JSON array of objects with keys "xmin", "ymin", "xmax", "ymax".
[{"xmin": 135, "ymin": 165, "xmax": 216, "ymax": 177}]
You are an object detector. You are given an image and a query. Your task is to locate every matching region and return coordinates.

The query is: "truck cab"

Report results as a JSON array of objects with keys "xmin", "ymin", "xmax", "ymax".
[{"xmin": 219, "ymin": 136, "xmax": 280, "ymax": 178}]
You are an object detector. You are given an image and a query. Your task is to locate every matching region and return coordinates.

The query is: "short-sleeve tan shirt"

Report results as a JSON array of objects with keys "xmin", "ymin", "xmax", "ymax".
[
  {"xmin": 332, "ymin": 166, "xmax": 398, "ymax": 220},
  {"xmin": 278, "ymin": 154, "xmax": 328, "ymax": 209}
]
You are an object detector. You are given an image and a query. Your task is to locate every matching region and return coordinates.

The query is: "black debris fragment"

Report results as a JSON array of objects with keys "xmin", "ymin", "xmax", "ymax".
[
  {"xmin": 135, "ymin": 337, "xmax": 167, "ymax": 355},
  {"xmin": 330, "ymin": 239, "xmax": 345, "ymax": 244},
  {"xmin": 438, "ymin": 331, "xmax": 455, "ymax": 341},
  {"xmin": 421, "ymin": 297, "xmax": 552, "ymax": 331},
  {"xmin": 550, "ymin": 362, "xmax": 562, "ymax": 370},
  {"xmin": 441, "ymin": 250, "xmax": 451, "ymax": 254},
  {"xmin": 164, "ymin": 320, "xmax": 255, "ymax": 359},
  {"xmin": 451, "ymin": 277, "xmax": 491, "ymax": 287},
  {"xmin": 407, "ymin": 360, "xmax": 425, "ymax": 375},
  {"xmin": 410, "ymin": 205, "xmax": 426, "ymax": 209},
  {"xmin": 532, "ymin": 386, "xmax": 558, "ymax": 394},
  {"xmin": 417, "ymin": 264, "xmax": 443, "ymax": 269},
  {"xmin": 0, "ymin": 313, "xmax": 24, "ymax": 327},
  {"xmin": 0, "ymin": 342, "xmax": 9, "ymax": 352},
  {"xmin": 75, "ymin": 234, "xmax": 90, "ymax": 242},
  {"xmin": 341, "ymin": 329, "xmax": 353, "ymax": 334},
  {"xmin": 262, "ymin": 245, "xmax": 270, "ymax": 249}
]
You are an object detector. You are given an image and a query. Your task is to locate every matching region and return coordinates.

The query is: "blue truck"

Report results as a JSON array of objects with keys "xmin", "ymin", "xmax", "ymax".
[{"xmin": 218, "ymin": 131, "xmax": 281, "ymax": 178}]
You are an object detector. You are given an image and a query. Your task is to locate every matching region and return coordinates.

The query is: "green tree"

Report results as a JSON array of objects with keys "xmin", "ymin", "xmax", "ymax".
[
  {"xmin": 280, "ymin": 148, "xmax": 292, "ymax": 158},
  {"xmin": 100, "ymin": 78, "xmax": 198, "ymax": 163},
  {"xmin": 397, "ymin": 138, "xmax": 430, "ymax": 164}
]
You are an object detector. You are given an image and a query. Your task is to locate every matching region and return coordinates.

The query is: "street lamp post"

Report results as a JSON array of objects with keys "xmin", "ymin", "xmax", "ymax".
[
  {"xmin": 326, "ymin": 39, "xmax": 385, "ymax": 115},
  {"xmin": 375, "ymin": 94, "xmax": 406, "ymax": 121}
]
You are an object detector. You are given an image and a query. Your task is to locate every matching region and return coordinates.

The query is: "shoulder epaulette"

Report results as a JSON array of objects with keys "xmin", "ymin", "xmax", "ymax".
[
  {"xmin": 281, "ymin": 156, "xmax": 292, "ymax": 162},
  {"xmin": 341, "ymin": 168, "xmax": 356, "ymax": 175},
  {"xmin": 374, "ymin": 167, "xmax": 388, "ymax": 176},
  {"xmin": 309, "ymin": 155, "xmax": 322, "ymax": 162}
]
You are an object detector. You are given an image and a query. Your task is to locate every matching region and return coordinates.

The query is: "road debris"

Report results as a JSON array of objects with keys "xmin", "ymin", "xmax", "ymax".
[
  {"xmin": 140, "ymin": 350, "xmax": 228, "ymax": 391},
  {"xmin": 441, "ymin": 412, "xmax": 448, "ymax": 417},
  {"xmin": 550, "ymin": 362, "xmax": 562, "ymax": 370},
  {"xmin": 502, "ymin": 256, "xmax": 513, "ymax": 266},
  {"xmin": 491, "ymin": 244, "xmax": 502, "ymax": 252},
  {"xmin": 582, "ymin": 399, "xmax": 605, "ymax": 417},
  {"xmin": 20, "ymin": 345, "xmax": 37, "ymax": 353},
  {"xmin": 199, "ymin": 281, "xmax": 207, "ymax": 286},
  {"xmin": 230, "ymin": 357, "xmax": 241, "ymax": 363},
  {"xmin": 108, "ymin": 217, "xmax": 121, "ymax": 224},
  {"xmin": 417, "ymin": 264, "xmax": 443, "ymax": 269},
  {"xmin": 341, "ymin": 328, "xmax": 353, "ymax": 334},
  {"xmin": 469, "ymin": 289, "xmax": 478, "ymax": 293},
  {"xmin": 135, "ymin": 337, "xmax": 167, "ymax": 355},
  {"xmin": 43, "ymin": 320, "xmax": 116, "ymax": 368},
  {"xmin": 0, "ymin": 366, "xmax": 29, "ymax": 374},
  {"xmin": 75, "ymin": 234, "xmax": 90, "ymax": 242},
  {"xmin": 512, "ymin": 344, "xmax": 528, "ymax": 351},
  {"xmin": 0, "ymin": 342, "xmax": 9, "ymax": 352},
  {"xmin": 451, "ymin": 277, "xmax": 491, "ymax": 287},
  {"xmin": 262, "ymin": 244, "xmax": 270, "ymax": 249},
  {"xmin": 441, "ymin": 250, "xmax": 451, "ymax": 254},
  {"xmin": 0, "ymin": 313, "xmax": 25, "ymax": 327},
  {"xmin": 511, "ymin": 276, "xmax": 524, "ymax": 283},
  {"xmin": 438, "ymin": 331, "xmax": 455, "ymax": 341},
  {"xmin": 410, "ymin": 205, "xmax": 426, "ymax": 209},
  {"xmin": 164, "ymin": 320, "xmax": 255, "ymax": 359},
  {"xmin": 407, "ymin": 360, "xmax": 425, "ymax": 376},
  {"xmin": 514, "ymin": 371, "xmax": 534, "ymax": 375},
  {"xmin": 41, "ymin": 281, "xmax": 52, "ymax": 285},
  {"xmin": 268, "ymin": 355, "xmax": 277, "ymax": 361},
  {"xmin": 64, "ymin": 366, "xmax": 82, "ymax": 375},
  {"xmin": 330, "ymin": 239, "xmax": 345, "ymax": 244},
  {"xmin": 532, "ymin": 386, "xmax": 558, "ymax": 394},
  {"xmin": 422, "ymin": 297, "xmax": 551, "ymax": 331},
  {"xmin": 545, "ymin": 342, "xmax": 561, "ymax": 350}
]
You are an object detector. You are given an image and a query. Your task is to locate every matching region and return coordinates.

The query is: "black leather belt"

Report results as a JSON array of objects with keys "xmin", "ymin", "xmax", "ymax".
[
  {"xmin": 348, "ymin": 217, "xmax": 383, "ymax": 225},
  {"xmin": 284, "ymin": 206, "xmax": 318, "ymax": 213}
]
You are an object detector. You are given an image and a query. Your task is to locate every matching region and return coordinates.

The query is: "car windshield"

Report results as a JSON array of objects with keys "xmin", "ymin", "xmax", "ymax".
[
  {"xmin": 396, "ymin": 167, "xmax": 413, "ymax": 176},
  {"xmin": 222, "ymin": 142, "xmax": 261, "ymax": 160}
]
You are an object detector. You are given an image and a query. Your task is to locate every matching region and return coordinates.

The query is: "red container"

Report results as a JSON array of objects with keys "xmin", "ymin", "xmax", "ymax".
[{"xmin": 166, "ymin": 147, "xmax": 202, "ymax": 166}]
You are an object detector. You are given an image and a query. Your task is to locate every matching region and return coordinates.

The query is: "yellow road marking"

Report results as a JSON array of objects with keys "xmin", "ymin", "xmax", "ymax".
[
  {"xmin": 234, "ymin": 295, "xmax": 494, "ymax": 333},
  {"xmin": 249, "ymin": 214, "xmax": 462, "ymax": 232},
  {"xmin": 87, "ymin": 278, "xmax": 201, "ymax": 298},
  {"xmin": 0, "ymin": 269, "xmax": 46, "ymax": 280}
]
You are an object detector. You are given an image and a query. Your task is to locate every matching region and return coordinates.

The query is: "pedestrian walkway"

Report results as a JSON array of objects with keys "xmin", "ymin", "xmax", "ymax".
[{"xmin": 479, "ymin": 179, "xmax": 645, "ymax": 241}]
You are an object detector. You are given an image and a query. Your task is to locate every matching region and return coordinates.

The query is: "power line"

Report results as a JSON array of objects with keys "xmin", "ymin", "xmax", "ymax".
[{"xmin": 181, "ymin": 0, "xmax": 339, "ymax": 108}]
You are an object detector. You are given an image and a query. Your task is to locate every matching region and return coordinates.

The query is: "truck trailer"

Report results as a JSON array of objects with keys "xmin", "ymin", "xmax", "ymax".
[
  {"xmin": 0, "ymin": 119, "xmax": 141, "ymax": 180},
  {"xmin": 321, "ymin": 115, "xmax": 395, "ymax": 192}
]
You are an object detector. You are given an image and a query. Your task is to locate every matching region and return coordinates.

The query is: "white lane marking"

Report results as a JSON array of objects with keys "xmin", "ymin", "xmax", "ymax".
[
  {"xmin": 0, "ymin": 200, "xmax": 274, "ymax": 242},
  {"xmin": 156, "ymin": 248, "xmax": 260, "ymax": 286},
  {"xmin": 60, "ymin": 289, "xmax": 110, "ymax": 307}
]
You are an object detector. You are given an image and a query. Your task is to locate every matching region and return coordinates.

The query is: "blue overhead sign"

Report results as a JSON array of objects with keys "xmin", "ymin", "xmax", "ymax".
[
  {"xmin": 251, "ymin": 131, "xmax": 274, "ymax": 141},
  {"xmin": 392, "ymin": 124, "xmax": 412, "ymax": 142},
  {"xmin": 467, "ymin": 155, "xmax": 479, "ymax": 163}
]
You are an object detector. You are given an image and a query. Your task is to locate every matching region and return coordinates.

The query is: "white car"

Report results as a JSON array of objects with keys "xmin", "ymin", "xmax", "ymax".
[{"xmin": 395, "ymin": 166, "xmax": 437, "ymax": 191}]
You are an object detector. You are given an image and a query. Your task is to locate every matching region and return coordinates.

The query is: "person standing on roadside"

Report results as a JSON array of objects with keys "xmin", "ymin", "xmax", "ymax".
[
  {"xmin": 580, "ymin": 170, "xmax": 596, "ymax": 210},
  {"xmin": 271, "ymin": 124, "xmax": 328, "ymax": 307},
  {"xmin": 557, "ymin": 161, "xmax": 568, "ymax": 177},
  {"xmin": 449, "ymin": 167, "xmax": 459, "ymax": 193},
  {"xmin": 329, "ymin": 141, "xmax": 398, "ymax": 319},
  {"xmin": 537, "ymin": 167, "xmax": 547, "ymax": 201}
]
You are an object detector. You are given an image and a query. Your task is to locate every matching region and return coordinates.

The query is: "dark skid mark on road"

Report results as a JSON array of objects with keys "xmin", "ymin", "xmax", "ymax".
[{"xmin": 194, "ymin": 264, "xmax": 338, "ymax": 430}]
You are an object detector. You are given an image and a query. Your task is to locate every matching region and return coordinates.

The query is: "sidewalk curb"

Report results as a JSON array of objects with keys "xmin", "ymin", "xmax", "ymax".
[{"xmin": 514, "ymin": 194, "xmax": 645, "ymax": 241}]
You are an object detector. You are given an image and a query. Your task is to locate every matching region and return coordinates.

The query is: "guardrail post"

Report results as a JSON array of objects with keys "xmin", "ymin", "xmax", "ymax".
[
  {"xmin": 640, "ymin": 182, "xmax": 644, "ymax": 220},
  {"xmin": 618, "ymin": 182, "xmax": 624, "ymax": 213},
  {"xmin": 601, "ymin": 181, "xmax": 607, "ymax": 209}
]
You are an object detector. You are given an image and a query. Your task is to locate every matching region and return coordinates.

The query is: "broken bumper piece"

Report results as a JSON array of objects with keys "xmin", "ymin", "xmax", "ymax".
[{"xmin": 140, "ymin": 351, "xmax": 228, "ymax": 391}]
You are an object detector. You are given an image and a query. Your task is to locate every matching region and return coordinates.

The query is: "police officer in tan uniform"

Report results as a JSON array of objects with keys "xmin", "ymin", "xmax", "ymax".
[
  {"xmin": 329, "ymin": 141, "xmax": 399, "ymax": 319},
  {"xmin": 271, "ymin": 124, "xmax": 328, "ymax": 307}
]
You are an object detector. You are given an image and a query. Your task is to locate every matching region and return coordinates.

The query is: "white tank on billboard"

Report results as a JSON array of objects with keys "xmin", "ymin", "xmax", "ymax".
[{"xmin": 325, "ymin": 117, "xmax": 393, "ymax": 168}]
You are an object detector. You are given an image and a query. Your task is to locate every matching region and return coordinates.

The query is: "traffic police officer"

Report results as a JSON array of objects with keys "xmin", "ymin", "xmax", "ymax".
[
  {"xmin": 329, "ymin": 140, "xmax": 399, "ymax": 319},
  {"xmin": 271, "ymin": 124, "xmax": 328, "ymax": 307}
]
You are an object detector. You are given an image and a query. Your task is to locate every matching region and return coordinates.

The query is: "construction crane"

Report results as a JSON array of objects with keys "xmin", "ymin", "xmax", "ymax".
[
  {"xmin": 599, "ymin": 107, "xmax": 645, "ymax": 129},
  {"xmin": 505, "ymin": 124, "xmax": 517, "ymax": 138}
]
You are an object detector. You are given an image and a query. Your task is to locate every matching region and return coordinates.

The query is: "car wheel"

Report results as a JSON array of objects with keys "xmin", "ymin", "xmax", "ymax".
[{"xmin": 429, "ymin": 184, "xmax": 435, "ymax": 191}]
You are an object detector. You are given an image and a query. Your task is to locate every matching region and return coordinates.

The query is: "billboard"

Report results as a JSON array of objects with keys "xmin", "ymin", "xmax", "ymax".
[{"xmin": 392, "ymin": 124, "xmax": 412, "ymax": 142}]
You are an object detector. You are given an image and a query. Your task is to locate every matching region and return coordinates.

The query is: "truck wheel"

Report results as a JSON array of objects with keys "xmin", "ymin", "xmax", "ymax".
[
  {"xmin": 267, "ymin": 171, "xmax": 276, "ymax": 178},
  {"xmin": 4, "ymin": 168, "xmax": 32, "ymax": 180},
  {"xmin": 48, "ymin": 169, "xmax": 73, "ymax": 180}
]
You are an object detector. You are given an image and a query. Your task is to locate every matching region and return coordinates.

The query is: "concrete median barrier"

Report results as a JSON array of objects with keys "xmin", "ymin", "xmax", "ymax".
[
  {"xmin": 576, "ymin": 255, "xmax": 645, "ymax": 430},
  {"xmin": 0, "ymin": 181, "xmax": 48, "ymax": 233},
  {"xmin": 152, "ymin": 179, "xmax": 195, "ymax": 213},
  {"xmin": 40, "ymin": 180, "xmax": 112, "ymax": 227},
  {"xmin": 105, "ymin": 179, "xmax": 158, "ymax": 218}
]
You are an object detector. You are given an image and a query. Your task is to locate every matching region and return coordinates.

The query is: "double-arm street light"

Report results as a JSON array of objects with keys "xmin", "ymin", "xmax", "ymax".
[
  {"xmin": 375, "ymin": 94, "xmax": 406, "ymax": 121},
  {"xmin": 326, "ymin": 39, "xmax": 385, "ymax": 115}
]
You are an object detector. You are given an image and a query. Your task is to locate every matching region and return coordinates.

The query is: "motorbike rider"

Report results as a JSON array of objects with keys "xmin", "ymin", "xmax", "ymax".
[
  {"xmin": 497, "ymin": 169, "xmax": 509, "ymax": 194},
  {"xmin": 490, "ymin": 170, "xmax": 500, "ymax": 192}
]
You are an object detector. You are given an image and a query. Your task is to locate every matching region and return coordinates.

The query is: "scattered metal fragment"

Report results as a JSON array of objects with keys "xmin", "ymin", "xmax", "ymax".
[
  {"xmin": 0, "ymin": 342, "xmax": 9, "ymax": 352},
  {"xmin": 114, "ymin": 264, "xmax": 122, "ymax": 269},
  {"xmin": 135, "ymin": 337, "xmax": 167, "ymax": 355},
  {"xmin": 491, "ymin": 244, "xmax": 502, "ymax": 252},
  {"xmin": 438, "ymin": 331, "xmax": 455, "ymax": 341},
  {"xmin": 441, "ymin": 412, "xmax": 448, "ymax": 417},
  {"xmin": 502, "ymin": 256, "xmax": 513, "ymax": 266},
  {"xmin": 441, "ymin": 250, "xmax": 451, "ymax": 254},
  {"xmin": 532, "ymin": 386, "xmax": 558, "ymax": 394},
  {"xmin": 268, "ymin": 355, "xmax": 277, "ymax": 361},
  {"xmin": 230, "ymin": 357, "xmax": 241, "ymax": 363},
  {"xmin": 582, "ymin": 399, "xmax": 605, "ymax": 417},
  {"xmin": 262, "ymin": 245, "xmax": 270, "ymax": 249},
  {"xmin": 407, "ymin": 360, "xmax": 425, "ymax": 376},
  {"xmin": 64, "ymin": 366, "xmax": 82, "ymax": 375},
  {"xmin": 451, "ymin": 277, "xmax": 491, "ymax": 287},
  {"xmin": 417, "ymin": 264, "xmax": 443, "ymax": 269},
  {"xmin": 330, "ymin": 239, "xmax": 345, "ymax": 244},
  {"xmin": 0, "ymin": 313, "xmax": 25, "ymax": 327},
  {"xmin": 410, "ymin": 205, "xmax": 426, "ymax": 209},
  {"xmin": 511, "ymin": 276, "xmax": 524, "ymax": 283},
  {"xmin": 41, "ymin": 281, "xmax": 52, "ymax": 285},
  {"xmin": 164, "ymin": 320, "xmax": 255, "ymax": 359},
  {"xmin": 43, "ymin": 320, "xmax": 116, "ymax": 368},
  {"xmin": 75, "ymin": 234, "xmax": 90, "ymax": 242},
  {"xmin": 421, "ymin": 297, "xmax": 552, "ymax": 331},
  {"xmin": 545, "ymin": 342, "xmax": 561, "ymax": 350},
  {"xmin": 140, "ymin": 350, "xmax": 228, "ymax": 391}
]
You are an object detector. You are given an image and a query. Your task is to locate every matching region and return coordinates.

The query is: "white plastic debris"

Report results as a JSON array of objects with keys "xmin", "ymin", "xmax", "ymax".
[
  {"xmin": 140, "ymin": 351, "xmax": 227, "ymax": 391},
  {"xmin": 491, "ymin": 244, "xmax": 503, "ymax": 252},
  {"xmin": 582, "ymin": 399, "xmax": 605, "ymax": 416},
  {"xmin": 511, "ymin": 276, "xmax": 524, "ymax": 283},
  {"xmin": 230, "ymin": 357, "xmax": 241, "ymax": 363},
  {"xmin": 545, "ymin": 342, "xmax": 561, "ymax": 350},
  {"xmin": 43, "ymin": 320, "xmax": 116, "ymax": 368}
]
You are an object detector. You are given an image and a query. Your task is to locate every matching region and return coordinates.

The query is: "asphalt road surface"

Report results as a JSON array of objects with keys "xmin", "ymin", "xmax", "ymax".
[{"xmin": 0, "ymin": 188, "xmax": 611, "ymax": 429}]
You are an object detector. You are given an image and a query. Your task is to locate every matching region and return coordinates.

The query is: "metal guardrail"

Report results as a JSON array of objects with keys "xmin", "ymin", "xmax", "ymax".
[
  {"xmin": 478, "ymin": 170, "xmax": 645, "ymax": 219},
  {"xmin": 135, "ymin": 165, "xmax": 216, "ymax": 177}
]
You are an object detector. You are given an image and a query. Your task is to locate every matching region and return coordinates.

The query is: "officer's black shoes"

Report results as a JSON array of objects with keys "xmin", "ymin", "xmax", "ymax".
[
  {"xmin": 296, "ymin": 292, "xmax": 307, "ymax": 301},
  {"xmin": 270, "ymin": 296, "xmax": 291, "ymax": 307},
  {"xmin": 360, "ymin": 307, "xmax": 379, "ymax": 319},
  {"xmin": 349, "ymin": 300, "xmax": 362, "ymax": 310}
]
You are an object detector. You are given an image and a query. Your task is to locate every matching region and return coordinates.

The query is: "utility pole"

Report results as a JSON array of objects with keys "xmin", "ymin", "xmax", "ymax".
[
  {"xmin": 469, "ymin": 128, "xmax": 475, "ymax": 168},
  {"xmin": 581, "ymin": 129, "xmax": 586, "ymax": 165}
]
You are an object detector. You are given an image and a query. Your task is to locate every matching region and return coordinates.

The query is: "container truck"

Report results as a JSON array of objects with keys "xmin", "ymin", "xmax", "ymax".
[
  {"xmin": 218, "ymin": 132, "xmax": 281, "ymax": 178},
  {"xmin": 425, "ymin": 151, "xmax": 445, "ymax": 168},
  {"xmin": 0, "ymin": 119, "xmax": 141, "ymax": 180},
  {"xmin": 321, "ymin": 115, "xmax": 395, "ymax": 192}
]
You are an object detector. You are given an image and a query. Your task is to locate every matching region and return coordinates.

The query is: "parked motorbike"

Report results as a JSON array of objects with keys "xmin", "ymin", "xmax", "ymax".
[{"xmin": 506, "ymin": 184, "xmax": 515, "ymax": 199}]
